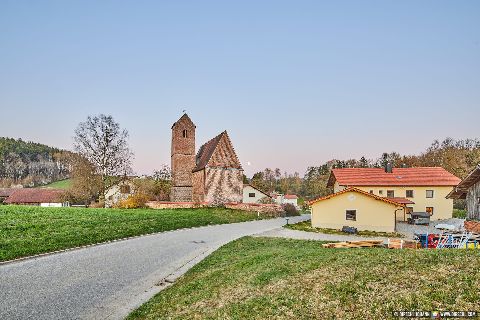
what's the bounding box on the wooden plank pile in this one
[322,240,383,248]
[387,239,419,249]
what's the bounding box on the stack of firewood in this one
[322,240,383,248]
[387,239,419,249]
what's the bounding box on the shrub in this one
[89,201,105,208]
[282,203,299,216]
[258,196,275,204]
[116,193,149,209]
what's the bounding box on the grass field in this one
[0,205,263,262]
[40,179,72,189]
[285,221,404,238]
[129,237,480,320]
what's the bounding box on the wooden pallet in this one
[322,240,383,248]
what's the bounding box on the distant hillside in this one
[0,137,72,187]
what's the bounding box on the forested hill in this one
[0,137,71,187]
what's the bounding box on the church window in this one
[182,130,188,138]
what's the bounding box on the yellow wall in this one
[311,190,401,232]
[334,182,453,220]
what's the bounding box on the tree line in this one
[0,137,71,187]
[249,138,480,201]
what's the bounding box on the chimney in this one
[385,162,393,173]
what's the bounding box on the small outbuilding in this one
[243,185,271,204]
[447,164,480,220]
[105,180,136,208]
[308,187,406,233]
[5,188,68,207]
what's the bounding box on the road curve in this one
[0,215,309,320]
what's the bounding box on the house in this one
[0,188,16,204]
[447,164,480,220]
[271,192,299,208]
[105,180,136,208]
[309,187,407,232]
[171,114,243,204]
[283,194,299,207]
[243,185,271,204]
[327,166,461,221]
[5,188,68,207]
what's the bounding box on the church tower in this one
[171,114,196,202]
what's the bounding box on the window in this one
[378,190,383,195]
[249,193,255,198]
[387,190,395,198]
[369,190,374,194]
[406,190,414,198]
[346,210,356,221]
[406,207,414,214]
[182,129,188,138]
[426,207,434,215]
[426,190,434,198]
[120,185,131,194]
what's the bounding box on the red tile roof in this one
[389,197,415,205]
[284,194,298,199]
[193,131,242,173]
[308,187,406,207]
[193,132,225,172]
[0,188,16,198]
[327,167,461,187]
[5,188,64,204]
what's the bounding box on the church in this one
[170,114,244,204]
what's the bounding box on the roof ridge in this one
[308,187,406,206]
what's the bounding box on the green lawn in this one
[0,206,263,262]
[129,237,480,320]
[285,221,404,238]
[40,178,72,189]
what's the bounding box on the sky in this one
[0,1,479,177]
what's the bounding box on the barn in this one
[447,164,480,220]
[5,188,68,207]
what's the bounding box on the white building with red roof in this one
[327,166,461,220]
[271,192,299,208]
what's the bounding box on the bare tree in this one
[73,114,133,201]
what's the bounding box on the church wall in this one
[204,167,243,204]
[192,170,205,203]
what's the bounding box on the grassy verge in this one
[129,237,480,320]
[0,205,263,262]
[285,221,404,238]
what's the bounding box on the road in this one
[0,215,309,320]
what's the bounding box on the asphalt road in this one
[0,215,309,320]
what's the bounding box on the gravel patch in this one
[254,227,394,243]
[396,218,466,238]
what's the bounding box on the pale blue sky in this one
[1,1,479,176]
